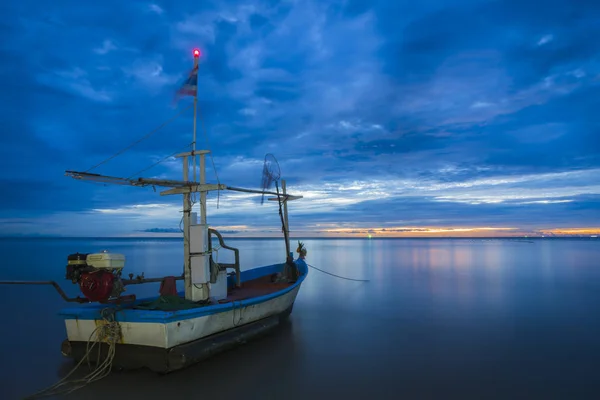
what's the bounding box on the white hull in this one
[64,285,301,349]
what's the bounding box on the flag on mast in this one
[175,65,198,99]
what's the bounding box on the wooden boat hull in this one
[61,303,294,373]
[58,259,307,373]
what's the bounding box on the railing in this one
[208,228,241,287]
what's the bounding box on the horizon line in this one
[0,235,597,240]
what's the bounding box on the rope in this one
[205,244,222,255]
[193,244,222,256]
[24,308,122,399]
[306,263,370,282]
[85,103,193,173]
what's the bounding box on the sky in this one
[0,0,599,238]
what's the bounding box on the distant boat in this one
[5,49,309,377]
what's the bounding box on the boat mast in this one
[192,49,199,184]
[179,48,211,301]
[191,49,208,226]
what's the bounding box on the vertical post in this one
[187,49,210,301]
[190,152,210,301]
[282,179,290,258]
[200,153,207,224]
[182,156,192,299]
[192,54,199,185]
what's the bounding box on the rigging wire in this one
[126,143,193,180]
[84,103,193,173]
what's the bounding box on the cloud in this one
[148,4,164,15]
[93,39,117,55]
[36,67,113,102]
[121,57,180,91]
[1,0,599,237]
[537,34,554,46]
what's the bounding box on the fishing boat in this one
[5,48,308,377]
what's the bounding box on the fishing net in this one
[260,153,281,204]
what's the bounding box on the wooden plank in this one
[160,184,226,196]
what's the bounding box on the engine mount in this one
[66,251,126,303]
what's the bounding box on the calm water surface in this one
[0,238,599,399]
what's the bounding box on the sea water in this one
[0,237,599,399]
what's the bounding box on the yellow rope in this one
[24,308,122,399]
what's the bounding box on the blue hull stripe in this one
[58,259,308,324]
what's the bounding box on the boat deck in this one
[58,261,307,322]
[219,274,293,303]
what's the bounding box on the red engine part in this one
[79,270,114,302]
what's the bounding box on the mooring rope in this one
[24,308,122,399]
[306,263,370,282]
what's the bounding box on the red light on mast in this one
[193,49,201,58]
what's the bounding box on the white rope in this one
[196,244,222,256]
[24,309,122,399]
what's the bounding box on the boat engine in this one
[66,251,126,302]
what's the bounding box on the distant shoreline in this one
[0,236,597,240]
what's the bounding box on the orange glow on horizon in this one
[540,228,600,235]
[121,226,600,238]
[316,226,520,237]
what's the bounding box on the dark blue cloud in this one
[0,0,599,236]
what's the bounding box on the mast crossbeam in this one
[65,171,303,199]
[66,171,194,188]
